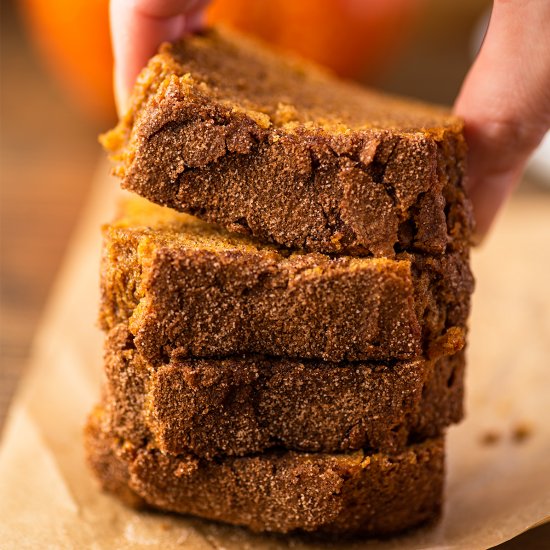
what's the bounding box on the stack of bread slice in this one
[86,27,474,536]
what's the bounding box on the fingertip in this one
[454,0,550,239]
[466,165,525,244]
[111,1,205,118]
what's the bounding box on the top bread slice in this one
[101,27,473,257]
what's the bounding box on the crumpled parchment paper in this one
[1,166,549,549]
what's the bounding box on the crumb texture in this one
[99,197,473,364]
[85,409,444,535]
[101,27,473,256]
[101,323,464,458]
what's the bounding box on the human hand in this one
[454,0,550,240]
[110,0,211,113]
[111,1,550,241]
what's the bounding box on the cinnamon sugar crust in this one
[101,323,464,458]
[99,197,473,364]
[101,27,473,256]
[85,409,444,535]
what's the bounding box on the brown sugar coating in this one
[85,409,444,535]
[101,27,473,256]
[99,197,473,364]
[102,323,464,458]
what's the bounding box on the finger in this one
[454,0,550,239]
[185,5,206,33]
[111,0,211,114]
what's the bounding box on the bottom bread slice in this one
[85,408,445,536]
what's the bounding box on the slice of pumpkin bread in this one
[85,407,445,536]
[100,197,473,364]
[101,27,473,257]
[101,323,464,458]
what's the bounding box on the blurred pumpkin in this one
[20,0,116,122]
[207,0,422,79]
[19,0,422,122]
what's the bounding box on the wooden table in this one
[0,2,101,429]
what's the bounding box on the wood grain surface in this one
[0,1,101,430]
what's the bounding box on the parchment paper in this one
[1,163,549,549]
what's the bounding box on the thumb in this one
[454,0,550,239]
[111,0,210,116]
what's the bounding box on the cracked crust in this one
[101,27,473,257]
[99,196,473,364]
[85,408,444,535]
[101,323,464,458]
